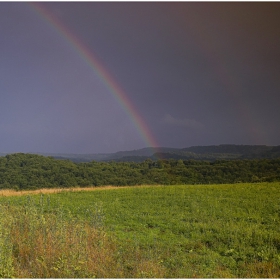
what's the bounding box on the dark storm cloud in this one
[163,114,204,130]
[0,2,279,153]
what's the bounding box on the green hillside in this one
[0,153,280,190]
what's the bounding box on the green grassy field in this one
[0,183,280,277]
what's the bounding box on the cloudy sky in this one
[1,2,280,154]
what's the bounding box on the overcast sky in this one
[1,2,280,154]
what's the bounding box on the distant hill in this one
[39,147,182,162]
[1,145,279,162]
[156,145,280,161]
[246,145,280,159]
[182,144,271,155]
[107,145,280,162]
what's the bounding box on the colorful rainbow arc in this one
[30,3,160,153]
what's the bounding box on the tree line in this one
[0,153,279,190]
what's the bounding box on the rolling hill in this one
[1,145,279,163]
[32,144,280,162]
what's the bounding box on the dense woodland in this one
[0,153,280,190]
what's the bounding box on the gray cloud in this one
[0,2,279,153]
[163,114,204,130]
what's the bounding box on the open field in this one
[0,182,280,277]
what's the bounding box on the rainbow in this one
[29,3,160,153]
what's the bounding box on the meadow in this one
[0,182,280,277]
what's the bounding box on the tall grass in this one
[0,196,165,278]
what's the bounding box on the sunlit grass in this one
[0,182,280,277]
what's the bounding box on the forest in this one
[0,153,280,190]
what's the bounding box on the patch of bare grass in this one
[0,185,160,197]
